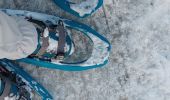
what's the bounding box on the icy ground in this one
[1,0,170,100]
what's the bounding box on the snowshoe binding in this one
[0,59,53,100]
[0,65,32,100]
[1,9,111,71]
[53,0,103,18]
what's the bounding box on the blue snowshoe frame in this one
[0,59,53,100]
[53,0,103,18]
[1,9,111,71]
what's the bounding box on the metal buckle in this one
[55,53,65,61]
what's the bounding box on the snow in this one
[123,0,170,99]
[2,0,170,100]
[43,27,49,38]
[69,0,98,17]
[47,37,58,52]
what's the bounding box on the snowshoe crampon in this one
[1,9,111,71]
[0,59,53,100]
[53,0,103,18]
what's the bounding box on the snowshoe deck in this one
[1,9,111,71]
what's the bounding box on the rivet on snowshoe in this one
[55,54,65,61]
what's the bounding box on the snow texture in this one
[1,0,170,100]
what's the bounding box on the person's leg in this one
[0,11,38,60]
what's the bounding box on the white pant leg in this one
[0,11,38,60]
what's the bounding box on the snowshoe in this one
[0,59,53,100]
[1,9,111,71]
[53,0,103,18]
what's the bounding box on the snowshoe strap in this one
[36,36,49,57]
[34,20,67,60]
[0,76,12,99]
[29,20,66,60]
[55,20,67,60]
[27,18,50,58]
[27,17,46,32]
